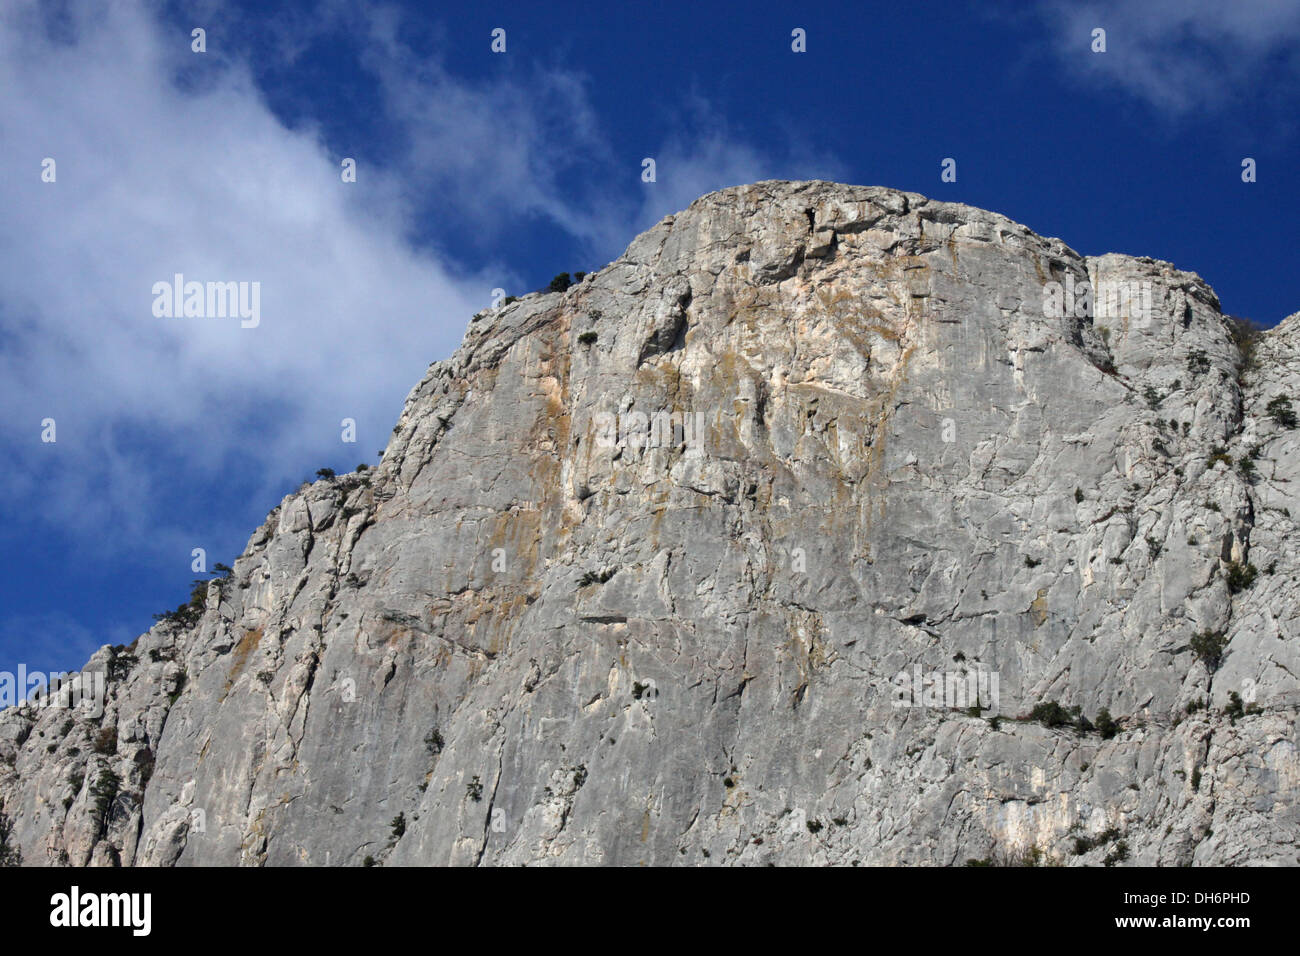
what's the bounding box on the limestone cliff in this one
[3,181,1298,866]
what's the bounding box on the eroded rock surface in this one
[3,181,1298,866]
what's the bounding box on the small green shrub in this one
[1103,839,1130,866]
[1266,395,1297,429]
[1224,691,1244,722]
[578,331,597,345]
[965,845,1049,867]
[168,670,187,705]
[92,726,118,755]
[1073,826,1121,855]
[0,812,21,867]
[1028,701,1072,729]
[89,769,121,837]
[106,651,138,682]
[1095,707,1118,740]
[578,568,615,587]
[1227,316,1261,378]
[1225,561,1257,593]
[1190,630,1228,671]
[1026,701,1093,733]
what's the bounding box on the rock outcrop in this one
[3,180,1298,866]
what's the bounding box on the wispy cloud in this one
[352,17,844,259]
[0,0,490,549]
[1036,0,1300,115]
[0,0,842,601]
[357,12,615,249]
[0,611,102,673]
[626,94,850,238]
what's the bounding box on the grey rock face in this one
[2,180,1298,866]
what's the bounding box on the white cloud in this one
[1039,0,1300,114]
[357,9,615,246]
[0,0,842,570]
[626,96,850,238]
[0,0,487,546]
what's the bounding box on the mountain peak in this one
[3,182,1298,867]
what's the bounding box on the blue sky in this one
[3,0,1299,676]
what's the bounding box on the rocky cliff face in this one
[3,181,1298,866]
